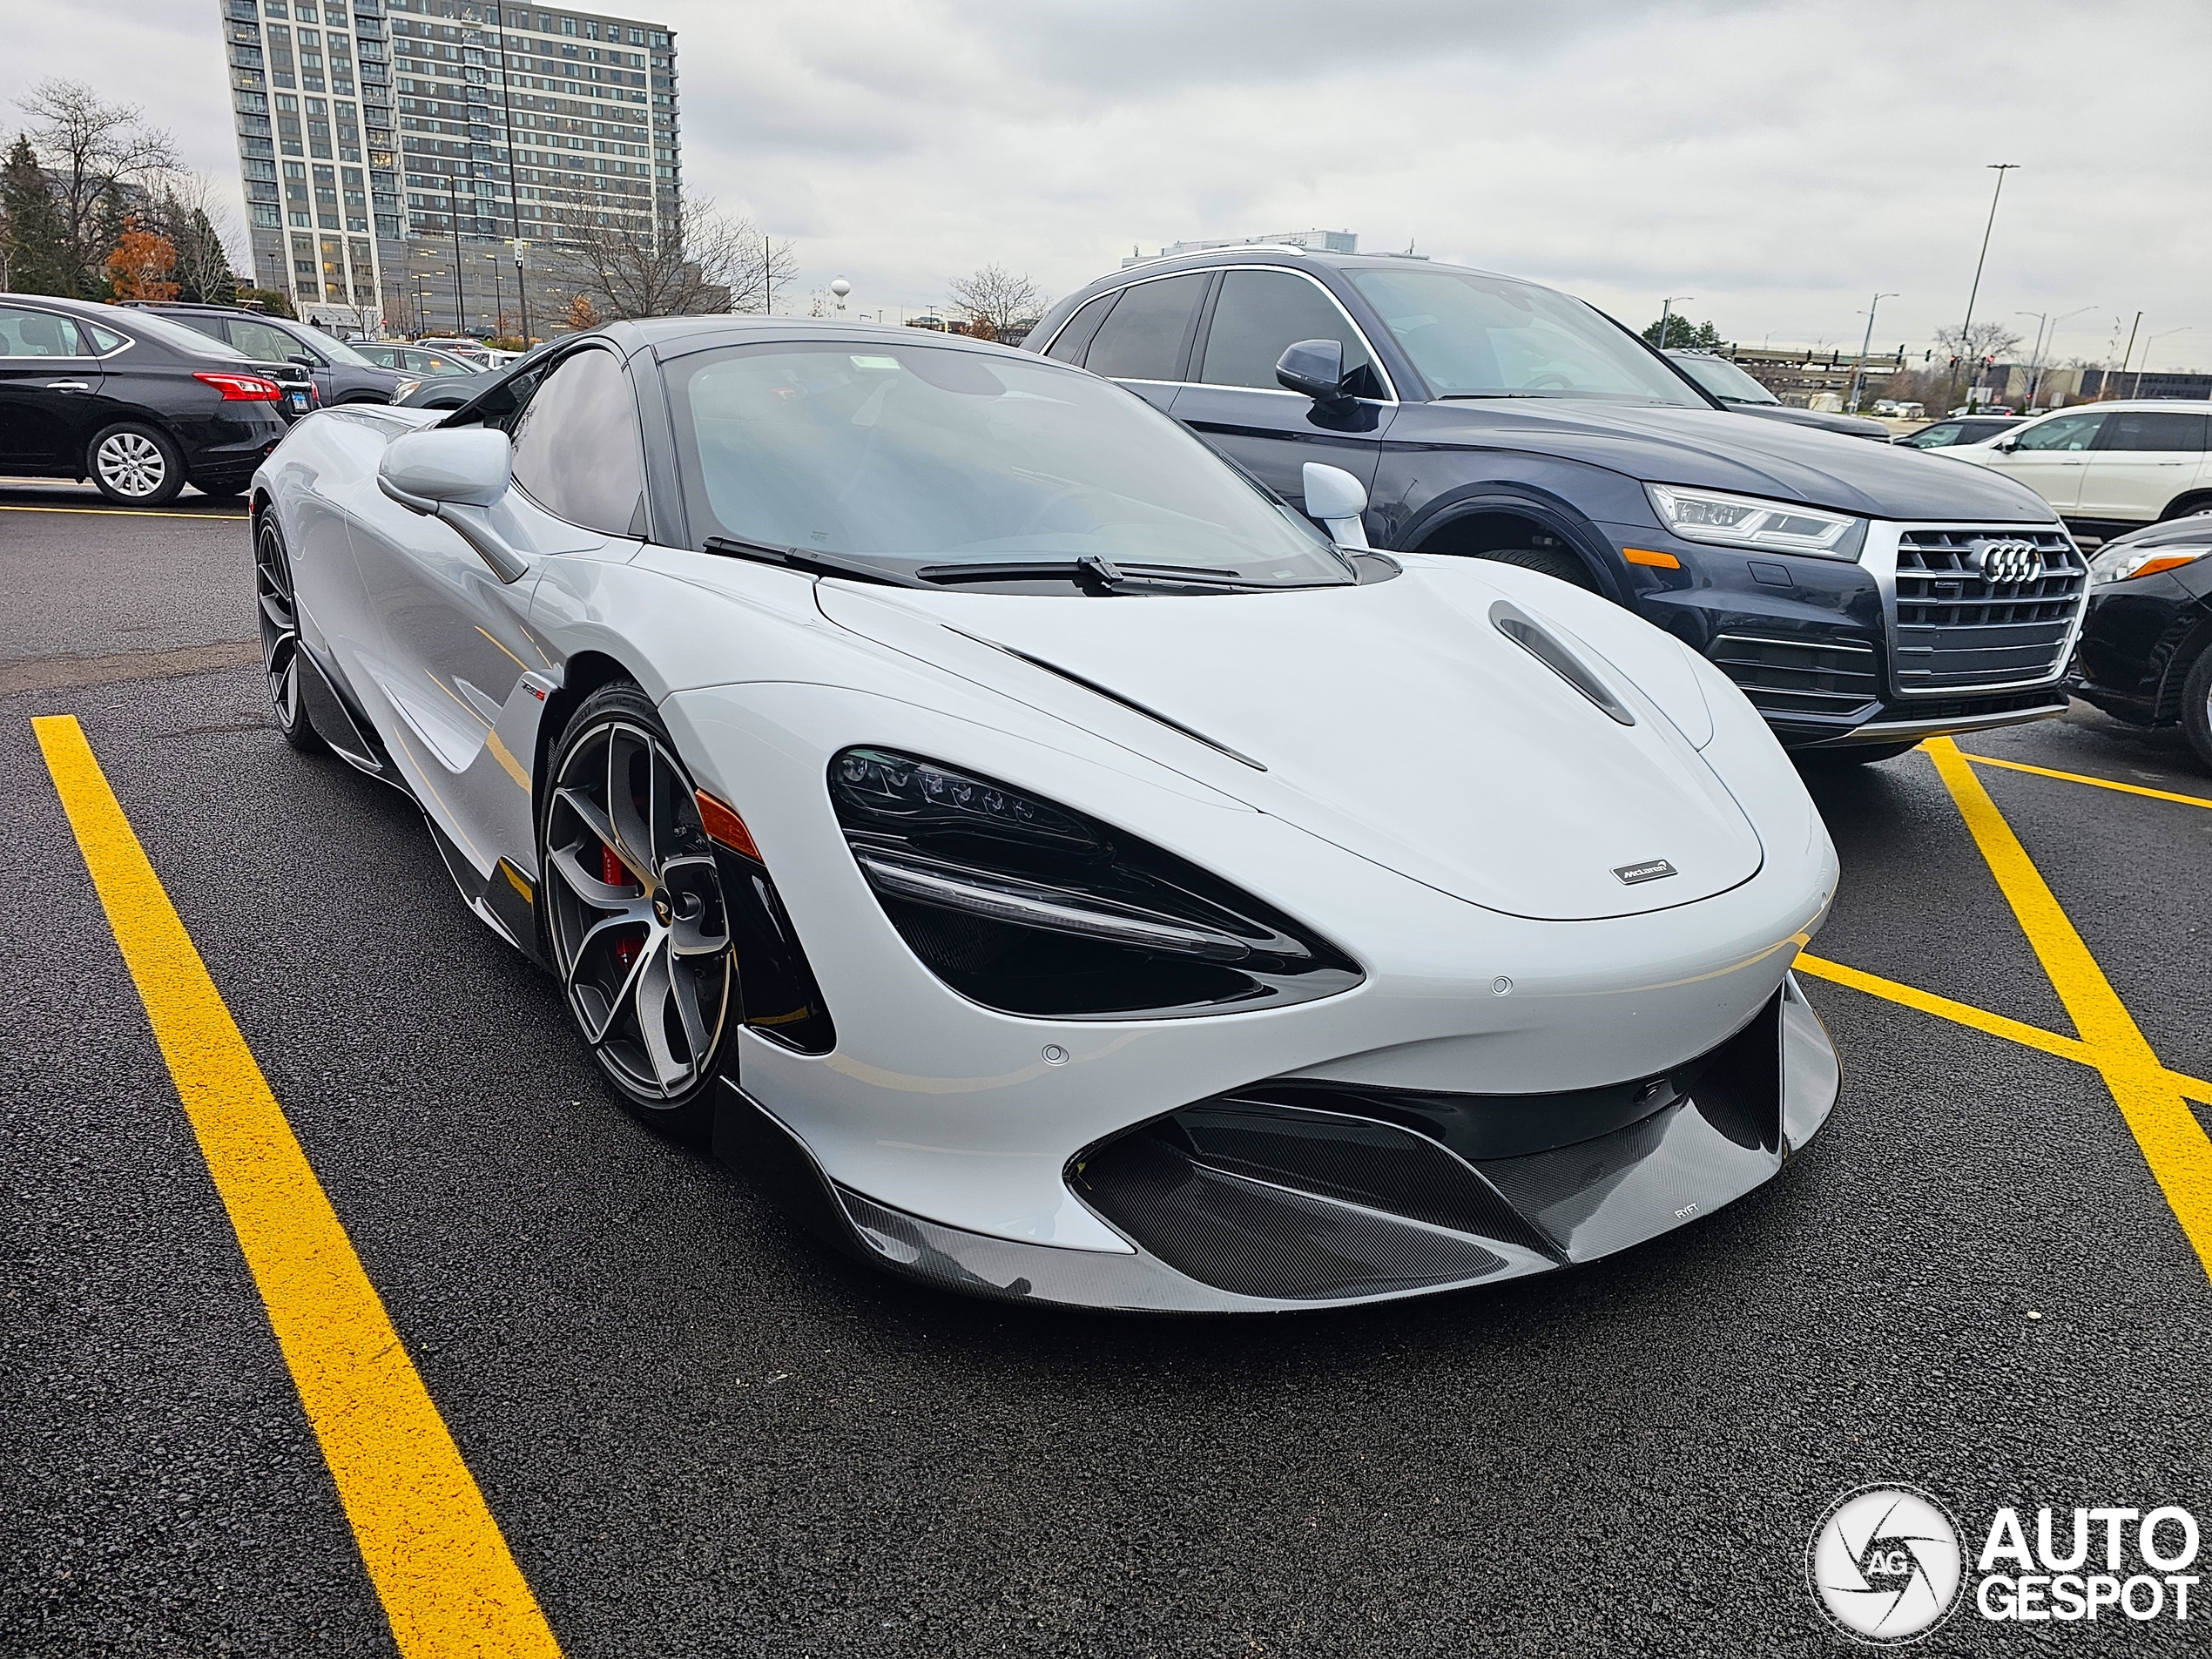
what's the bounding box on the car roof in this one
[613,314,1059,364]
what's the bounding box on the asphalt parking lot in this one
[5,483,2211,1656]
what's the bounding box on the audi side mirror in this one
[1277,338,1352,404]
[1302,462,1370,550]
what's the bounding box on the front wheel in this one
[2181,648,2212,776]
[88,422,185,507]
[540,683,736,1139]
[1473,545,1596,590]
[254,514,324,754]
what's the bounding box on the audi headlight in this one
[1645,484,1859,557]
[2089,544,2209,586]
[829,748,1360,1020]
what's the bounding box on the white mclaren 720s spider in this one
[250,318,1843,1312]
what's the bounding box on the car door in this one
[1066,270,1213,412]
[0,305,105,469]
[2079,408,2211,523]
[347,347,640,878]
[1170,266,1395,509]
[1974,408,2105,513]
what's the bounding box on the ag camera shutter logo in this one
[1807,1485,1966,1644]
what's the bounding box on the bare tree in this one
[148,172,247,304]
[1933,320,2023,365]
[550,195,794,322]
[16,79,179,295]
[946,264,1048,341]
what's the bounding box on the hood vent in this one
[1490,600,1635,725]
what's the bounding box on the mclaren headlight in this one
[2089,543,2209,586]
[829,748,1361,1020]
[1646,483,1859,557]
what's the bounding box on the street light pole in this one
[1655,295,1692,349]
[513,240,531,345]
[1947,162,2019,413]
[1847,292,1898,412]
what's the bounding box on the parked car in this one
[411,334,491,366]
[394,337,556,409]
[125,302,401,408]
[247,317,1842,1310]
[1023,246,2087,759]
[348,341,489,380]
[1665,350,1891,441]
[1941,401,2212,537]
[1893,415,2026,449]
[0,292,293,503]
[2071,513,2212,771]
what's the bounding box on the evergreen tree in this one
[0,132,72,294]
[1641,313,1725,351]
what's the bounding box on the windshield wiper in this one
[701,536,921,587]
[915,556,1341,593]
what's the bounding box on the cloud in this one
[5,0,2205,368]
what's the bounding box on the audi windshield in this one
[1351,268,1707,406]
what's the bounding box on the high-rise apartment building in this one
[219,0,682,335]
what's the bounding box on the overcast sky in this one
[8,0,2208,368]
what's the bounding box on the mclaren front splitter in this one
[722,974,1840,1314]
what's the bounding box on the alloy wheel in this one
[544,719,733,1102]
[254,520,306,732]
[95,430,167,499]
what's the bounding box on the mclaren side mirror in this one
[1276,337,1353,404]
[1302,462,1370,550]
[378,428,530,581]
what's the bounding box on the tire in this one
[2182,647,2212,776]
[539,682,736,1140]
[88,422,185,507]
[1474,545,1597,590]
[253,514,325,754]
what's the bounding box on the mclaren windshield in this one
[665,340,1354,589]
[1350,267,1708,406]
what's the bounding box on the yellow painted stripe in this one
[1926,736,2212,1279]
[31,714,562,1659]
[1959,750,2212,812]
[1794,952,2212,1107]
[0,502,250,520]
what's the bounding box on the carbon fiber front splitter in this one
[720,974,1842,1315]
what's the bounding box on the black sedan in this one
[1664,350,1892,441]
[1895,415,2027,449]
[131,303,402,408]
[2072,514,2212,771]
[0,293,294,504]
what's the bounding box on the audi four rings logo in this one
[1974,538,2043,585]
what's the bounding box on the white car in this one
[1945,400,2212,531]
[247,319,1841,1312]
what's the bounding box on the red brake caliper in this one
[603,842,644,969]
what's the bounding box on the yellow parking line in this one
[31,715,562,1659]
[0,502,251,521]
[1926,737,2212,1281]
[1794,953,2212,1107]
[1959,750,2212,811]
